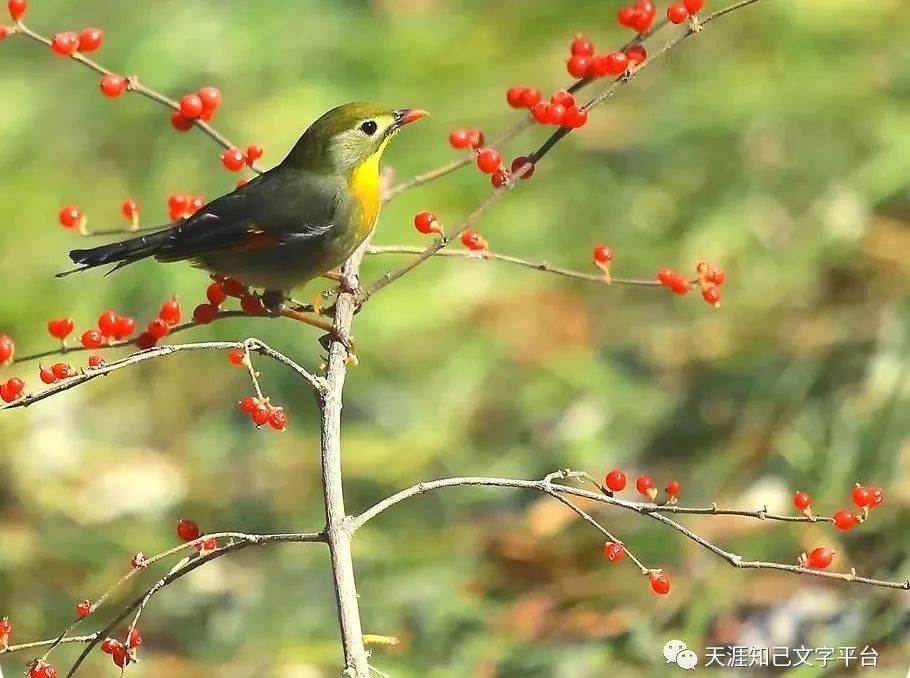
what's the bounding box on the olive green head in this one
[282,102,427,174]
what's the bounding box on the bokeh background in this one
[1,0,909,676]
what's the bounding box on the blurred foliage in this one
[1,0,910,676]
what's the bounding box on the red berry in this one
[510,156,535,179]
[448,128,471,149]
[649,572,671,595]
[490,169,509,188]
[129,552,146,569]
[414,211,441,235]
[604,469,626,492]
[178,93,203,119]
[100,638,120,654]
[113,315,136,340]
[625,45,648,66]
[239,396,258,413]
[28,661,57,678]
[189,194,206,213]
[631,10,655,32]
[7,0,26,21]
[0,26,10,41]
[603,541,625,562]
[466,129,484,149]
[268,408,288,431]
[707,268,725,286]
[97,310,119,338]
[76,599,91,618]
[0,377,24,402]
[39,366,57,384]
[245,144,264,164]
[47,317,75,340]
[635,474,656,498]
[221,147,246,172]
[550,89,575,108]
[851,484,872,508]
[147,318,169,340]
[58,205,83,229]
[0,334,13,363]
[159,298,181,326]
[667,3,689,23]
[684,0,705,13]
[220,278,248,297]
[135,331,157,350]
[251,405,270,427]
[99,73,127,98]
[506,87,526,108]
[665,480,681,497]
[475,149,502,174]
[206,281,227,307]
[531,102,550,124]
[121,198,139,224]
[566,54,590,79]
[545,103,566,126]
[593,244,614,266]
[227,349,245,366]
[591,51,629,77]
[197,536,217,552]
[570,34,595,57]
[0,615,11,642]
[193,303,218,324]
[168,194,189,220]
[81,329,104,349]
[869,486,885,508]
[50,31,79,56]
[520,88,541,108]
[77,27,103,52]
[176,518,201,542]
[51,362,72,380]
[832,509,857,531]
[617,6,636,27]
[197,86,222,113]
[460,229,487,252]
[170,111,193,132]
[240,294,264,315]
[111,644,130,668]
[88,355,104,368]
[793,491,811,511]
[806,546,835,569]
[563,105,588,129]
[702,286,721,307]
[127,628,142,649]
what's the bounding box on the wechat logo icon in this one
[664,640,699,670]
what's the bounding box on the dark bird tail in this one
[57,228,172,278]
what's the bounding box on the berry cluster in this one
[239,395,288,431]
[220,144,262,172]
[193,276,265,324]
[617,1,657,33]
[529,89,589,129]
[413,211,442,236]
[563,34,636,81]
[0,615,11,648]
[168,193,207,221]
[57,198,142,232]
[27,660,57,678]
[99,628,142,669]
[50,26,102,57]
[592,243,615,281]
[176,518,218,552]
[171,86,222,130]
[658,261,725,307]
[667,0,705,25]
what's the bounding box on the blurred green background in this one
[1,0,909,676]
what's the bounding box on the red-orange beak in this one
[393,108,429,128]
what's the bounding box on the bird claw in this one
[319,329,356,358]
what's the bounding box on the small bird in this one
[60,102,427,318]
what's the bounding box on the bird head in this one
[282,102,427,175]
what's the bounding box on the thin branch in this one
[10,22,263,174]
[1,635,99,656]
[352,473,909,592]
[358,0,763,303]
[2,338,325,410]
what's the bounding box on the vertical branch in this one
[319,240,370,677]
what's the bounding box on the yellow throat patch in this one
[350,136,391,238]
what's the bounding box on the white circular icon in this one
[676,649,699,670]
[663,639,688,663]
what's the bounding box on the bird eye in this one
[359,120,378,136]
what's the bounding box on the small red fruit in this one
[832,509,857,531]
[545,103,566,126]
[28,661,57,678]
[0,615,11,644]
[550,89,575,108]
[51,362,72,380]
[869,486,885,508]
[476,149,502,174]
[197,86,222,113]
[665,480,681,497]
[121,198,139,225]
[76,599,91,618]
[806,546,835,569]
[135,332,157,350]
[0,377,24,402]
[170,111,193,132]
[245,144,264,164]
[206,281,227,306]
[603,542,625,562]
[47,317,75,340]
[591,51,629,77]
[604,469,626,492]
[667,3,689,23]
[566,54,590,79]
[531,102,550,124]
[506,87,526,108]
[176,518,201,542]
[466,130,484,148]
[99,73,127,98]
[851,484,872,508]
[129,552,146,569]
[100,638,120,654]
[221,147,246,171]
[510,156,535,179]
[593,244,614,266]
[268,408,288,431]
[490,169,509,188]
[414,211,442,235]
[220,278,247,297]
[77,27,103,52]
[570,35,595,57]
[179,93,204,119]
[39,366,56,384]
[168,194,189,220]
[684,0,705,13]
[0,334,13,363]
[227,349,245,366]
[159,298,181,326]
[50,32,79,56]
[636,474,657,500]
[702,286,721,308]
[114,315,136,340]
[460,229,488,252]
[81,329,104,349]
[239,396,258,413]
[88,355,104,368]
[111,644,130,668]
[147,318,169,340]
[793,491,811,511]
[520,88,541,108]
[563,106,588,129]
[625,45,648,66]
[649,572,671,595]
[240,294,264,315]
[251,405,270,427]
[448,128,471,149]
[193,303,218,324]
[58,205,83,229]
[97,310,119,338]
[7,0,26,21]
[127,628,142,649]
